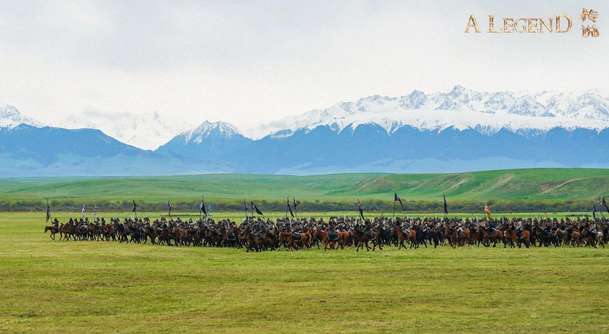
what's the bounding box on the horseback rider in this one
[328,220,339,242]
[363,219,372,235]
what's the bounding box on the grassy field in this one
[2,168,609,204]
[2,212,609,333]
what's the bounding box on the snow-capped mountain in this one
[4,86,609,176]
[179,121,241,144]
[0,104,41,128]
[156,121,249,163]
[57,110,192,150]
[244,86,609,139]
[151,86,609,174]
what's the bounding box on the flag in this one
[394,193,405,210]
[287,198,294,217]
[243,200,249,216]
[443,193,448,214]
[602,197,609,214]
[200,200,207,216]
[484,203,492,219]
[45,200,51,223]
[132,200,137,213]
[593,204,598,219]
[167,201,172,217]
[357,200,365,220]
[251,201,263,216]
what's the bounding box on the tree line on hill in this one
[1,198,605,215]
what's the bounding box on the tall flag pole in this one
[393,193,405,217]
[287,197,295,218]
[167,201,172,217]
[292,197,300,218]
[251,201,264,216]
[45,199,51,223]
[202,195,208,217]
[357,200,365,220]
[443,193,448,215]
[394,193,405,209]
[199,197,207,220]
[132,200,137,218]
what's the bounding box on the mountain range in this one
[2,86,609,176]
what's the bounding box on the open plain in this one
[1,212,609,333]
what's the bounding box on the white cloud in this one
[0,0,607,130]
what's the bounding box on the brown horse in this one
[44,225,58,240]
[319,228,339,251]
[337,231,351,248]
[352,226,372,252]
[59,222,74,240]
[503,226,517,248]
[518,229,531,248]
[407,226,418,249]
[483,227,502,247]
[278,230,293,250]
[570,228,582,247]
[393,224,408,249]
[462,226,471,246]
[299,229,313,249]
[173,226,189,246]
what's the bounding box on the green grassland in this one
[1,168,609,212]
[1,212,609,333]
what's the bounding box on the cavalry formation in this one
[44,215,609,251]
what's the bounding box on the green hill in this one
[1,168,608,212]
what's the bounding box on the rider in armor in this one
[328,221,338,241]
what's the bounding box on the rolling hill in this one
[2,168,608,212]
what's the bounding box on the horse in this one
[407,225,418,249]
[393,223,408,250]
[352,224,372,252]
[44,225,58,240]
[517,228,531,248]
[320,228,339,251]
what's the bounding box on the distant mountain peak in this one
[0,104,40,128]
[57,110,192,150]
[242,86,609,139]
[181,121,240,144]
[448,84,467,96]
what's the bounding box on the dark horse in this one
[44,225,59,240]
[352,224,372,251]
